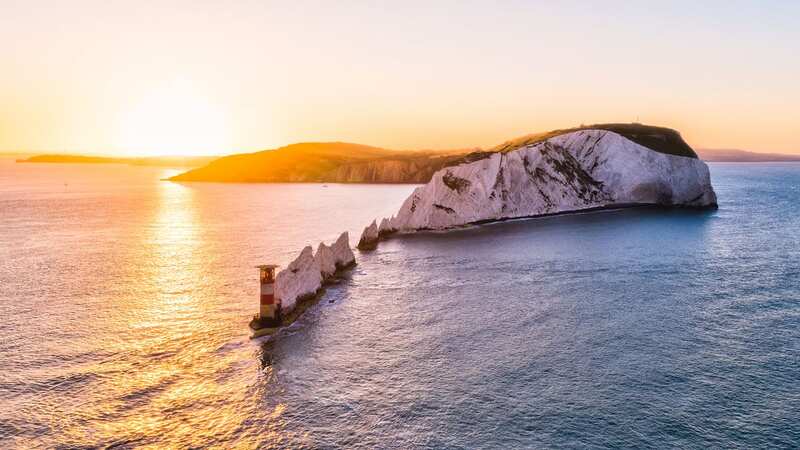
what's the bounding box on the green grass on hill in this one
[492,123,698,158]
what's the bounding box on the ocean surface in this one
[1,158,799,449]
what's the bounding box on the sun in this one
[116,81,232,156]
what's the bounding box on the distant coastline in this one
[14,144,800,184]
[16,154,216,168]
[696,148,800,162]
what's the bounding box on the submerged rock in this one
[331,232,356,269]
[357,220,379,250]
[386,129,717,231]
[275,246,322,313]
[314,242,337,281]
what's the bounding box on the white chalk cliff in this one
[381,128,717,232]
[274,232,356,315]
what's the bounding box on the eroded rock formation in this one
[275,232,356,316]
[315,243,337,281]
[357,220,379,250]
[275,246,322,312]
[331,232,356,269]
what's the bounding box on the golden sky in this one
[1,1,798,156]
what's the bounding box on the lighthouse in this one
[250,264,281,336]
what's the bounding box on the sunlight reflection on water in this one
[0,160,414,448]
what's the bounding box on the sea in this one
[1,158,799,449]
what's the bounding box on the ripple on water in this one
[2,163,800,447]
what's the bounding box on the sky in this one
[1,0,798,156]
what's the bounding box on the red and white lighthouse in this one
[255,264,281,327]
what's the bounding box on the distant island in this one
[17,154,216,168]
[168,123,799,184]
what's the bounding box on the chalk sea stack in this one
[315,242,337,281]
[274,246,322,313]
[357,220,379,250]
[370,124,717,235]
[331,232,356,269]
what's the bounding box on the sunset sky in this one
[1,1,798,156]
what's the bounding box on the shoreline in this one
[375,202,718,239]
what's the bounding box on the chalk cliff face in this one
[384,129,717,232]
[275,246,322,312]
[325,159,454,183]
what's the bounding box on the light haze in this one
[1,0,797,155]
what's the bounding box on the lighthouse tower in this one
[256,265,281,326]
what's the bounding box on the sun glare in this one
[116,82,231,156]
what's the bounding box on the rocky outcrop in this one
[381,128,716,232]
[357,220,379,250]
[275,246,322,313]
[314,243,337,281]
[275,232,357,315]
[378,217,396,238]
[331,232,356,269]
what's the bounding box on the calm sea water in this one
[1,159,799,448]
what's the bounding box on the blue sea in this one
[1,160,799,448]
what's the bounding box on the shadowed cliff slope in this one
[168,142,471,183]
